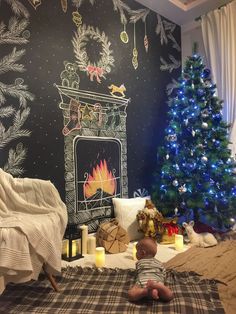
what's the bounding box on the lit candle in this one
[87,236,96,254]
[62,239,68,257]
[71,240,78,256]
[132,242,137,260]
[95,247,105,267]
[175,234,184,251]
[80,225,88,254]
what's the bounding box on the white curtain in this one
[201,0,236,158]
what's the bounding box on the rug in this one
[0,267,225,313]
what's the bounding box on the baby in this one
[128,237,173,302]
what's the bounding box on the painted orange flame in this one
[84,159,116,198]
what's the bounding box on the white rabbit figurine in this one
[182,221,218,247]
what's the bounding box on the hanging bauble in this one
[178,184,187,194]
[180,201,186,208]
[174,207,178,215]
[144,35,149,52]
[190,150,194,156]
[192,129,196,137]
[201,109,209,118]
[184,119,188,126]
[197,89,205,97]
[172,179,178,187]
[72,11,82,27]
[120,31,129,43]
[167,134,177,142]
[201,122,208,129]
[201,156,208,163]
[197,143,204,149]
[166,154,169,160]
[203,68,211,78]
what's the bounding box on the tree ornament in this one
[203,68,211,78]
[178,184,187,194]
[174,207,178,215]
[201,122,208,129]
[192,129,196,137]
[166,154,169,160]
[201,156,208,163]
[201,109,209,118]
[167,134,177,142]
[172,179,178,187]
[184,118,188,126]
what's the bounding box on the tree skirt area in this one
[0,267,225,314]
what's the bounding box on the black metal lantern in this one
[62,214,84,262]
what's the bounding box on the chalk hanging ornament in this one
[143,20,149,53]
[132,23,138,70]
[27,0,41,9]
[72,11,82,27]
[120,24,129,44]
[61,0,68,12]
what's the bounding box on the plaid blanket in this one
[0,267,225,313]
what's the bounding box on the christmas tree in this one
[152,53,236,229]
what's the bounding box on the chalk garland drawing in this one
[160,54,181,73]
[0,1,34,176]
[72,24,115,83]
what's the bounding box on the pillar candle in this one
[62,239,68,257]
[95,247,105,267]
[132,242,137,260]
[175,234,184,251]
[80,225,88,254]
[87,236,96,254]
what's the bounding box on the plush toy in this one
[182,221,218,247]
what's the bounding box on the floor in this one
[62,241,190,269]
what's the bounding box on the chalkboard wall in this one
[0,0,181,206]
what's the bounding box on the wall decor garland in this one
[72,24,115,83]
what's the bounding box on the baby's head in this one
[136,237,157,260]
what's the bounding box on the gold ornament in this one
[72,11,82,27]
[120,24,129,43]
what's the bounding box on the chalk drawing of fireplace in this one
[55,85,130,232]
[74,136,121,219]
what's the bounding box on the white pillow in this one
[112,197,146,241]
